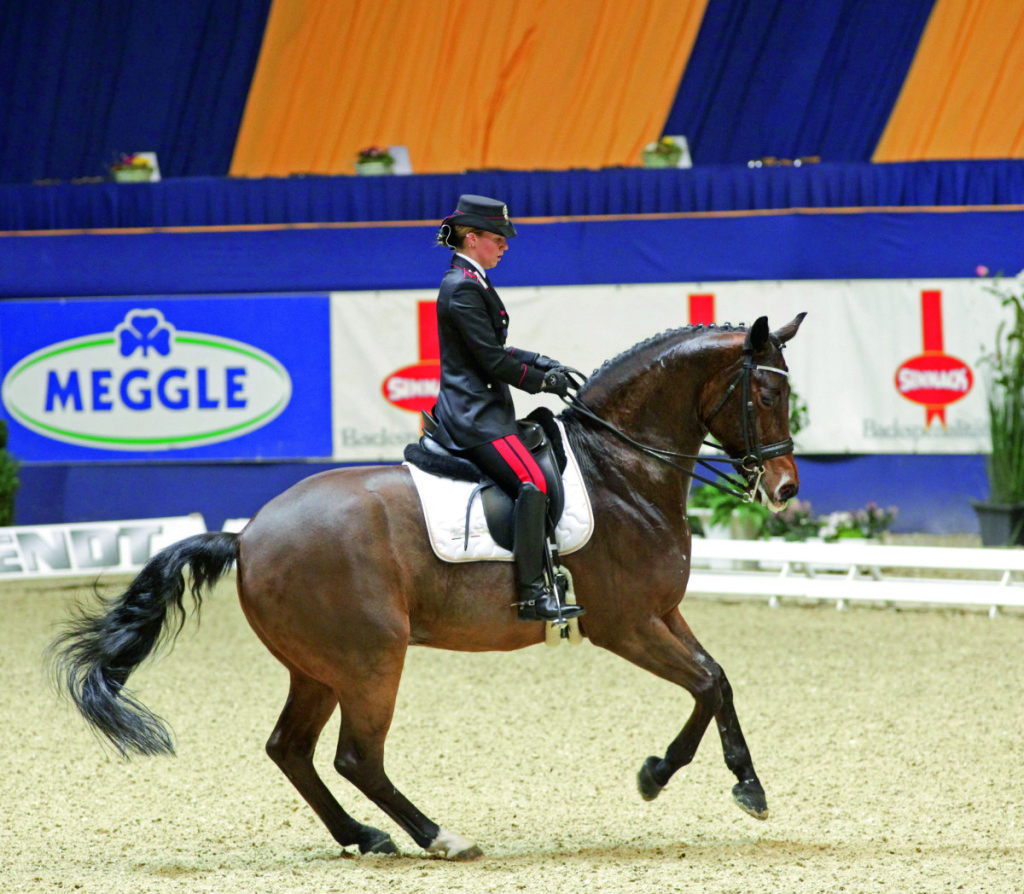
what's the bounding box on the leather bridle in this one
[702,349,794,494]
[561,348,793,500]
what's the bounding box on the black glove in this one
[533,354,562,372]
[541,369,569,398]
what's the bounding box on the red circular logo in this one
[381,362,440,413]
[894,353,973,407]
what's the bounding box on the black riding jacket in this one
[432,255,547,449]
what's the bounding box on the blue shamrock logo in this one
[116,310,174,357]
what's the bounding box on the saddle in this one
[402,407,567,552]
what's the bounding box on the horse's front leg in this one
[662,609,767,819]
[598,609,767,820]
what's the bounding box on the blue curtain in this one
[4,161,1024,232]
[0,0,271,184]
[663,0,936,164]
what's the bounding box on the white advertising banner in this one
[330,278,1003,461]
[0,515,207,581]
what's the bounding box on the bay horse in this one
[50,313,805,860]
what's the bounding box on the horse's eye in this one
[759,393,776,409]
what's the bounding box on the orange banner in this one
[874,0,1024,161]
[231,0,707,177]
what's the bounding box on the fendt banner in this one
[0,295,333,461]
[329,278,1001,461]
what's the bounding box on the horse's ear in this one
[772,312,807,345]
[744,316,770,353]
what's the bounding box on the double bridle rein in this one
[561,348,793,501]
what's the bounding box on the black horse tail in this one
[47,531,239,759]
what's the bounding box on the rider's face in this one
[464,231,507,270]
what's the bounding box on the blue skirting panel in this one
[794,454,989,535]
[13,454,990,535]
[3,209,1022,298]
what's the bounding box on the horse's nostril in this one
[778,482,799,503]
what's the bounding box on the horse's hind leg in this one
[266,671,398,855]
[332,658,483,861]
[647,609,767,819]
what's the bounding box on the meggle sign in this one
[2,308,292,451]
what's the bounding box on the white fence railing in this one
[688,537,1024,616]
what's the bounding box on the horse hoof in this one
[637,756,665,802]
[732,780,769,820]
[427,828,483,861]
[359,827,399,855]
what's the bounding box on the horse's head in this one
[569,313,806,512]
[702,313,806,510]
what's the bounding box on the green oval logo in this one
[2,309,292,451]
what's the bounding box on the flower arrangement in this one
[687,483,897,543]
[354,146,395,176]
[762,498,820,541]
[644,136,681,157]
[109,153,154,182]
[641,136,683,168]
[110,153,153,172]
[356,146,395,165]
[818,503,897,542]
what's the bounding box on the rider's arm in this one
[448,284,546,393]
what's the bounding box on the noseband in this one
[561,349,792,500]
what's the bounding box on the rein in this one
[560,352,792,500]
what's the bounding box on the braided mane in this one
[582,321,748,386]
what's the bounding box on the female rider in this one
[430,195,585,623]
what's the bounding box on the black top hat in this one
[437,194,517,248]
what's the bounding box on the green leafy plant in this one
[980,271,1024,504]
[0,419,19,526]
[688,481,772,537]
[788,386,808,438]
[643,136,682,157]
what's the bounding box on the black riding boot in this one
[513,483,585,623]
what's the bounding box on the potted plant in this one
[973,270,1024,546]
[110,153,155,183]
[688,481,771,540]
[641,136,683,168]
[354,146,395,176]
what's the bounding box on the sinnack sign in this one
[2,308,292,451]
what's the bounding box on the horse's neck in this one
[565,418,694,534]
[565,331,738,523]
[577,337,724,452]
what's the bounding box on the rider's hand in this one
[533,355,562,372]
[541,370,569,397]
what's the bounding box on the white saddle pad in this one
[405,419,594,563]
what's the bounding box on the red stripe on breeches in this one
[493,435,547,494]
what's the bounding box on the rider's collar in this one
[455,253,488,280]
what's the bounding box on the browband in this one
[751,364,789,377]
